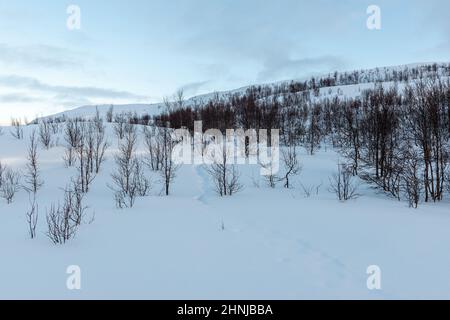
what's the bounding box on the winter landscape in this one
[0,1,449,300]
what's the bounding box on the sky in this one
[0,0,448,124]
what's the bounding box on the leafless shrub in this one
[143,125,163,171]
[38,119,52,149]
[159,126,179,196]
[124,121,135,137]
[63,119,83,167]
[205,148,243,196]
[74,122,91,192]
[446,171,450,196]
[93,111,109,173]
[401,149,422,208]
[113,113,127,140]
[63,148,75,168]
[112,158,151,209]
[46,204,78,245]
[0,161,4,188]
[112,123,137,195]
[26,193,38,239]
[45,181,87,244]
[24,130,43,194]
[298,181,323,198]
[282,146,301,188]
[329,163,360,201]
[106,105,114,123]
[48,118,60,135]
[260,154,280,189]
[65,179,88,226]
[163,89,185,115]
[73,121,104,193]
[206,163,243,196]
[134,158,151,197]
[299,183,314,198]
[10,118,23,140]
[1,167,21,204]
[110,125,151,208]
[315,182,323,195]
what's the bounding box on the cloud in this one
[258,55,348,81]
[410,0,450,56]
[168,0,357,85]
[0,74,149,121]
[0,93,42,103]
[0,44,84,69]
[0,75,148,100]
[177,80,210,96]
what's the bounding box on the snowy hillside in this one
[1,62,449,300]
[44,62,450,121]
[1,124,450,299]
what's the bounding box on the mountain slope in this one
[44,62,450,121]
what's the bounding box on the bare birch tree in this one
[24,130,43,193]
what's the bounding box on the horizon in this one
[0,60,448,126]
[0,0,449,124]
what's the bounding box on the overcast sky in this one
[0,0,448,123]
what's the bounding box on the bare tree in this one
[74,122,97,193]
[0,160,4,188]
[299,183,314,198]
[206,162,242,196]
[391,78,449,203]
[205,145,243,196]
[112,123,137,196]
[65,179,88,226]
[329,163,359,201]
[84,122,96,175]
[260,153,280,188]
[110,124,150,208]
[106,105,114,123]
[112,159,151,208]
[64,120,104,192]
[446,169,450,196]
[401,148,422,208]
[38,119,52,149]
[1,167,21,204]
[63,119,83,167]
[113,113,127,140]
[133,158,151,197]
[159,126,179,196]
[143,125,163,171]
[175,89,185,111]
[282,146,301,188]
[10,118,23,140]
[26,193,38,239]
[93,112,109,173]
[305,104,322,155]
[45,180,88,244]
[24,130,43,194]
[47,117,60,135]
[46,204,77,245]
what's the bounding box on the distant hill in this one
[42,62,450,121]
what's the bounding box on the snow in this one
[1,124,449,299]
[45,62,450,122]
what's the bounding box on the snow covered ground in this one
[0,124,450,300]
[41,62,450,122]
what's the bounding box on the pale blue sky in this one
[0,0,448,123]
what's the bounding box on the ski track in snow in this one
[190,162,387,299]
[193,165,211,206]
